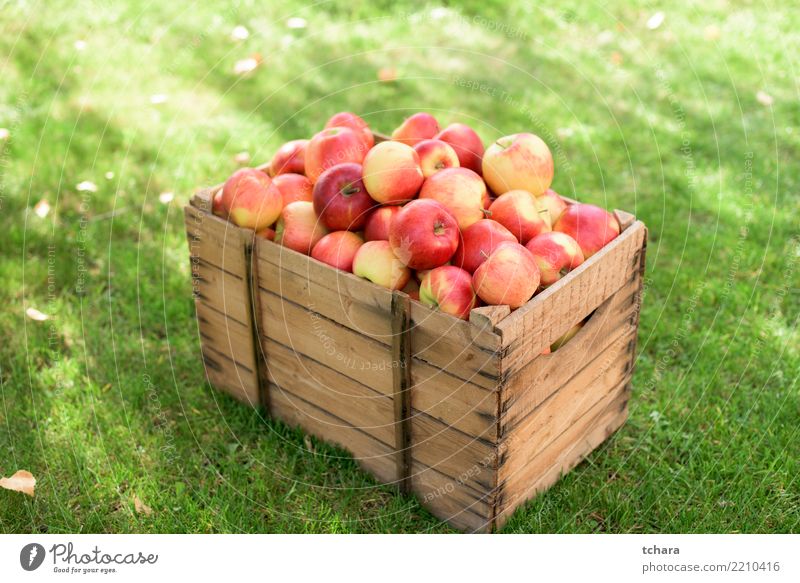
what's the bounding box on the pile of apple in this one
[213,112,620,322]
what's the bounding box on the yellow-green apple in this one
[413,139,460,178]
[352,240,411,290]
[472,242,540,308]
[305,126,368,183]
[325,111,374,150]
[488,189,550,244]
[553,203,620,258]
[391,112,440,146]
[538,188,568,224]
[419,265,478,320]
[312,163,374,231]
[362,141,424,204]
[524,231,585,287]
[256,227,275,241]
[311,230,364,272]
[419,167,487,230]
[363,205,401,241]
[482,133,553,196]
[268,173,313,206]
[551,321,583,351]
[389,199,459,270]
[212,188,226,218]
[221,168,282,230]
[275,201,328,255]
[269,139,308,176]
[452,219,517,274]
[435,123,484,175]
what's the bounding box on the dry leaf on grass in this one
[133,495,153,516]
[25,307,49,321]
[0,128,10,141]
[756,90,774,107]
[0,470,36,497]
[378,67,397,82]
[646,12,665,30]
[231,25,249,41]
[76,180,98,192]
[33,199,51,218]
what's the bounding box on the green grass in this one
[1,0,798,533]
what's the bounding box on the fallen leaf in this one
[158,191,174,204]
[756,90,774,106]
[234,57,259,75]
[134,495,153,516]
[76,181,98,192]
[303,434,315,453]
[286,17,307,29]
[33,199,50,218]
[646,11,665,30]
[231,25,249,41]
[0,470,36,497]
[233,151,251,165]
[611,51,624,66]
[0,128,9,141]
[378,67,397,82]
[150,94,168,105]
[557,127,574,139]
[26,307,49,321]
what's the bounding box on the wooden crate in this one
[184,170,647,533]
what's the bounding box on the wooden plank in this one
[193,259,250,325]
[391,291,412,493]
[469,305,511,330]
[614,208,636,232]
[496,220,646,374]
[201,344,259,405]
[256,237,395,340]
[410,302,502,390]
[195,299,256,371]
[264,338,394,446]
[494,384,629,528]
[498,345,632,484]
[410,359,497,440]
[410,412,496,495]
[410,461,493,533]
[500,276,641,433]
[259,290,395,396]
[185,204,249,278]
[269,382,399,484]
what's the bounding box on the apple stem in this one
[482,208,492,218]
[495,140,508,150]
[433,221,445,236]
[341,183,360,197]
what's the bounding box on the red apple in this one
[419,265,478,320]
[435,123,484,175]
[221,168,282,230]
[402,278,420,301]
[305,126,368,183]
[389,199,459,270]
[256,227,275,241]
[325,111,374,150]
[472,242,540,308]
[539,188,568,224]
[311,230,364,272]
[363,206,401,241]
[419,167,486,230]
[362,141,424,204]
[413,139,460,178]
[482,133,553,196]
[352,240,411,290]
[312,163,374,231]
[212,188,226,218]
[553,203,620,258]
[275,201,328,255]
[269,173,313,206]
[525,231,585,287]
[269,139,308,176]
[391,112,440,146]
[452,219,517,274]
[487,190,550,244]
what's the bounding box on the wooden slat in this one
[195,299,256,371]
[494,384,629,528]
[496,221,646,374]
[193,259,250,325]
[265,338,394,446]
[256,237,394,340]
[259,290,395,396]
[185,204,249,278]
[500,276,641,434]
[391,291,412,493]
[201,344,259,405]
[269,382,399,484]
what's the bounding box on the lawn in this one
[1,0,798,533]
